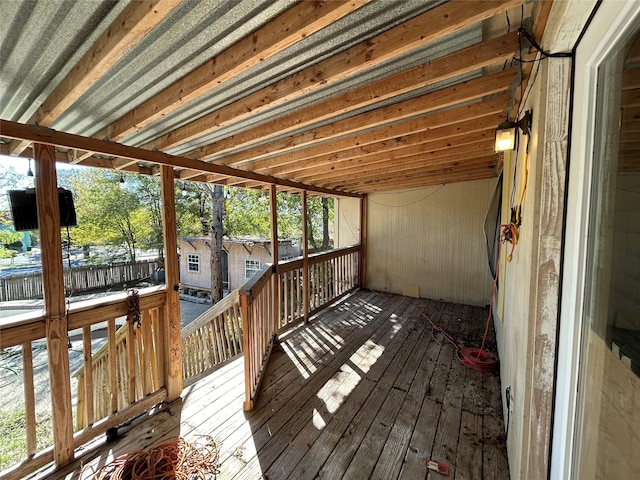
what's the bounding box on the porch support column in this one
[302,190,310,324]
[269,184,279,331]
[160,165,182,400]
[269,185,279,266]
[35,143,74,466]
[359,195,367,289]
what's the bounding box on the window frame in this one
[244,258,261,279]
[187,253,200,273]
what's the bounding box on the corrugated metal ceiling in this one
[0,0,538,195]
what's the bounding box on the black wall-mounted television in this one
[8,188,77,231]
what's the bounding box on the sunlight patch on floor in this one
[281,342,314,379]
[315,337,388,419]
[313,408,327,430]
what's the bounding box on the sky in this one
[0,153,79,178]
[0,154,29,175]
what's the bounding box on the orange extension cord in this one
[91,435,221,480]
[413,224,518,374]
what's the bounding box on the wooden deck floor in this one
[37,290,509,480]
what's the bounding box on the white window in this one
[187,254,200,273]
[244,259,261,278]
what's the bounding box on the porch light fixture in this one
[494,110,532,152]
[119,171,125,188]
[27,159,34,177]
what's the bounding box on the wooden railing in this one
[276,245,360,331]
[239,264,279,411]
[0,286,168,480]
[0,259,161,302]
[181,289,243,384]
[0,245,361,478]
[241,245,361,410]
[73,289,166,431]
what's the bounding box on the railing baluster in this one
[127,321,136,404]
[22,343,37,456]
[82,326,95,426]
[107,318,118,414]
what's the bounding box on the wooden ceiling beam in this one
[312,148,497,186]
[318,156,498,188]
[0,143,155,175]
[98,0,367,143]
[354,171,497,193]
[189,69,515,173]
[343,166,497,193]
[0,120,361,198]
[273,129,495,179]
[241,100,507,174]
[8,0,180,156]
[191,68,516,165]
[147,0,523,153]
[146,30,520,152]
[185,99,507,184]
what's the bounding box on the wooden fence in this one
[240,264,279,411]
[74,293,166,431]
[0,260,161,302]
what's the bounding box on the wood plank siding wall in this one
[338,178,496,306]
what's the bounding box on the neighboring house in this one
[178,237,301,295]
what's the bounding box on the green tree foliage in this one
[224,187,271,237]
[66,169,154,261]
[0,217,22,259]
[175,181,210,237]
[134,175,164,260]
[307,196,334,251]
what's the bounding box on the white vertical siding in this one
[361,178,496,306]
[335,197,361,248]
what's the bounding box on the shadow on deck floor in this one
[34,290,509,480]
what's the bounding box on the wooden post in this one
[269,185,279,266]
[160,165,182,400]
[239,291,252,411]
[359,195,367,289]
[302,191,310,324]
[269,185,280,331]
[34,143,74,466]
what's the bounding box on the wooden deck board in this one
[33,290,509,480]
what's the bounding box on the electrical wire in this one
[368,184,445,208]
[91,435,221,480]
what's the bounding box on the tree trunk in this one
[322,198,330,250]
[209,185,225,303]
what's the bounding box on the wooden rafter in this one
[294,140,497,184]
[0,120,361,198]
[266,124,497,178]
[318,152,498,188]
[97,0,368,143]
[188,98,509,186]
[8,0,180,155]
[184,69,515,174]
[346,168,497,193]
[144,31,520,153]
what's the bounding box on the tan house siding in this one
[337,178,496,306]
[179,238,300,293]
[179,240,211,290]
